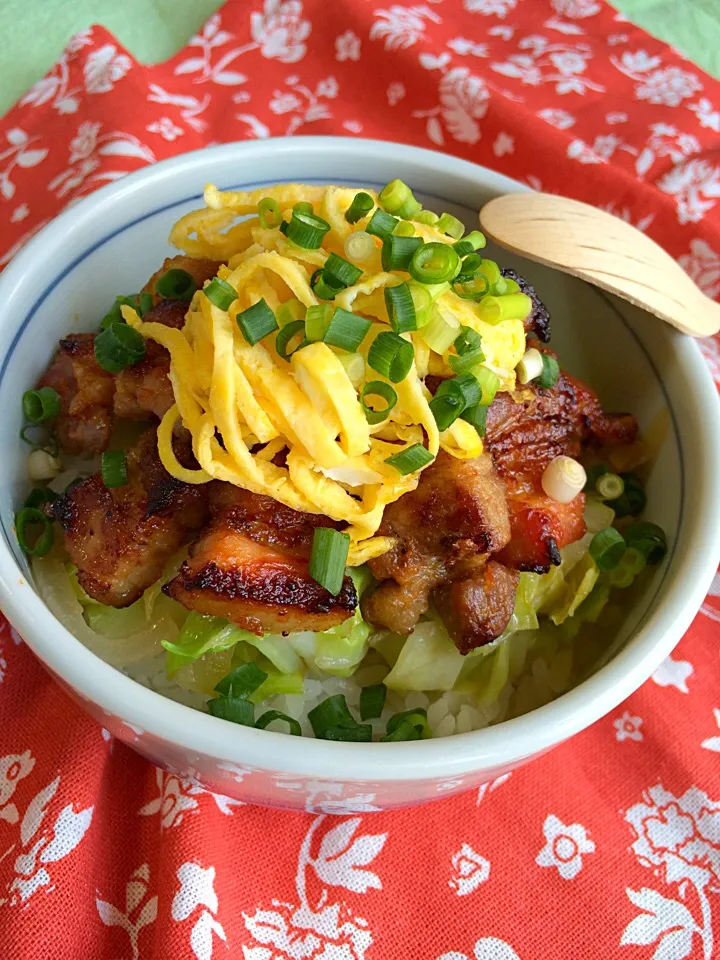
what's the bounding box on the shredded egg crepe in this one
[124,182,529,563]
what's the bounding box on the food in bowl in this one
[16,178,667,743]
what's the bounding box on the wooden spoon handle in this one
[480,193,720,339]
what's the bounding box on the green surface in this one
[0,0,717,117]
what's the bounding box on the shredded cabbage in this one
[384,620,465,692]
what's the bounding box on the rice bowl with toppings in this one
[17,175,670,744]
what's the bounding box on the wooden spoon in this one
[479,192,720,338]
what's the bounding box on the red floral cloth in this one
[1,2,719,958]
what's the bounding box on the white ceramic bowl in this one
[0,137,718,813]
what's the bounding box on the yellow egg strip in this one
[204,183,327,213]
[157,405,212,484]
[225,251,318,308]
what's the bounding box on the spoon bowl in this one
[479,192,720,338]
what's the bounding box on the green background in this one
[0,0,718,117]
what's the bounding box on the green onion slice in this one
[324,253,363,287]
[414,210,439,226]
[258,197,282,228]
[589,527,626,571]
[624,521,667,565]
[408,282,432,325]
[155,268,197,301]
[94,322,146,373]
[311,271,343,301]
[367,331,414,382]
[453,273,490,302]
[381,719,423,742]
[385,443,434,475]
[409,242,460,284]
[204,277,237,311]
[215,662,268,698]
[276,298,304,327]
[477,292,533,325]
[207,696,255,726]
[366,208,399,240]
[100,293,153,330]
[613,474,647,518]
[293,201,314,215]
[452,231,487,258]
[471,366,500,406]
[359,683,387,721]
[438,374,481,409]
[345,192,374,224]
[308,694,355,738]
[381,235,423,273]
[286,210,331,249]
[449,327,485,374]
[456,253,484,281]
[325,724,373,742]
[596,472,624,501]
[236,298,279,346]
[255,710,302,735]
[461,403,489,437]
[275,320,306,361]
[324,308,371,352]
[429,394,462,431]
[360,381,398,425]
[22,387,60,424]
[393,221,416,238]
[16,507,54,557]
[537,353,560,389]
[385,707,431,738]
[309,527,350,596]
[584,463,608,492]
[305,304,334,342]
[379,179,422,219]
[101,451,128,489]
[384,282,417,333]
[437,212,464,239]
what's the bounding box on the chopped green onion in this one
[215,662,268,698]
[207,696,255,726]
[454,326,482,356]
[475,258,501,286]
[255,710,302,735]
[309,527,350,596]
[100,293,153,330]
[503,278,521,294]
[15,507,54,557]
[437,212,464,239]
[589,527,626,571]
[236,298,279,345]
[471,366,500,405]
[613,474,647,518]
[456,253,484,281]
[408,282,432,326]
[381,235,423,272]
[94,322,146,373]
[308,694,355,738]
[312,271,344,301]
[385,707,431,738]
[379,179,422,219]
[286,210,331,249]
[384,282,417,333]
[609,565,635,589]
[360,381,397,425]
[438,374,481,409]
[277,298,304,327]
[101,451,128,489]
[368,331,414,382]
[275,320,306,360]
[324,308,371,352]
[477,292,533,325]
[624,521,667,565]
[25,487,58,510]
[22,387,60,424]
[429,394,462,431]
[385,443,434,475]
[393,221,416,238]
[621,547,647,576]
[492,278,509,296]
[461,403,489,436]
[537,353,560,389]
[452,231,487,258]
[414,210,439,226]
[324,253,363,288]
[257,197,282,227]
[345,192,374,224]
[359,683,387,720]
[338,352,365,387]
[204,278,237,311]
[419,307,460,354]
[279,219,289,235]
[452,273,490,302]
[325,724,373,742]
[596,473,625,501]
[344,230,375,263]
[409,242,460,284]
[381,720,423,742]
[516,347,544,385]
[366,209,399,240]
[155,268,197,301]
[293,201,314,216]
[305,304,334,342]
[584,464,608,492]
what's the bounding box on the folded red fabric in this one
[0,2,719,958]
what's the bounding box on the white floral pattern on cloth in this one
[701,708,720,753]
[614,711,644,742]
[535,814,596,879]
[268,74,339,135]
[138,768,242,830]
[437,937,523,960]
[172,862,226,960]
[96,864,158,960]
[370,6,442,51]
[242,815,386,959]
[449,843,491,896]
[622,784,720,958]
[651,654,695,693]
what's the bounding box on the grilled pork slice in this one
[362,452,515,650]
[434,561,519,655]
[50,430,208,607]
[40,256,221,456]
[165,485,357,636]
